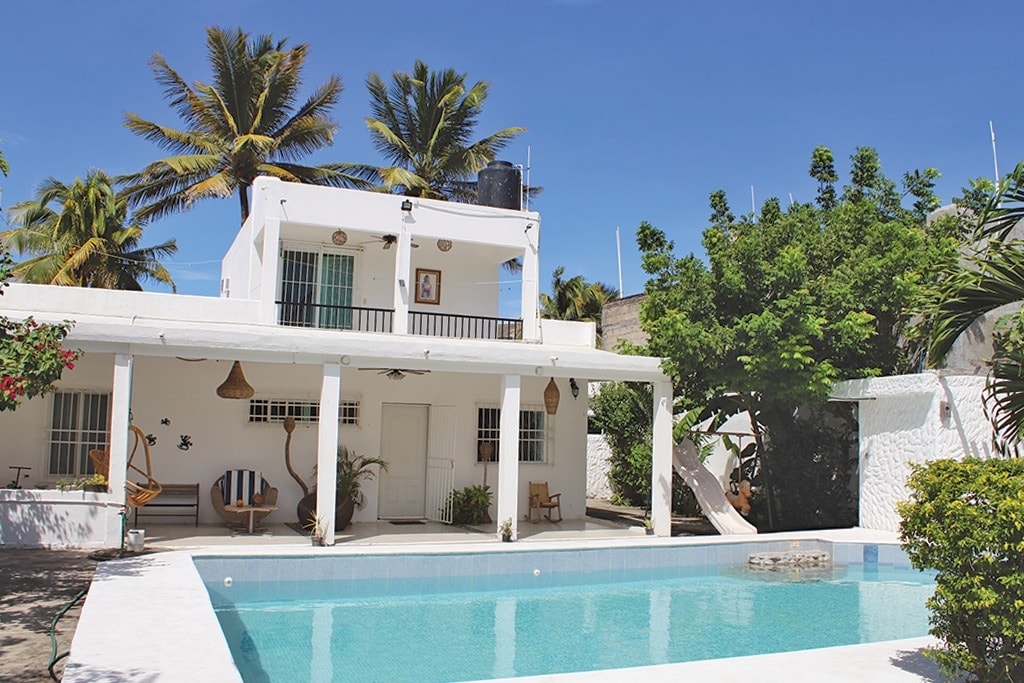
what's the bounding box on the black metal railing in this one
[409,311,523,340]
[276,301,394,333]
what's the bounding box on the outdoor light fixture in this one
[400,199,413,212]
[216,361,255,399]
[569,378,580,400]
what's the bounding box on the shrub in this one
[898,458,1024,682]
[447,485,492,525]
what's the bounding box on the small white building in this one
[0,177,675,547]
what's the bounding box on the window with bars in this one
[47,391,110,477]
[477,405,549,463]
[278,246,355,329]
[248,398,360,426]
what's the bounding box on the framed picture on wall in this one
[414,268,441,305]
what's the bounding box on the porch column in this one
[108,353,133,507]
[495,374,521,539]
[257,217,282,325]
[392,229,412,334]
[316,363,341,544]
[651,380,673,537]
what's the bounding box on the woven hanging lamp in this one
[544,378,560,415]
[216,361,255,399]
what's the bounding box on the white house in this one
[0,175,675,547]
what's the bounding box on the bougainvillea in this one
[0,250,79,411]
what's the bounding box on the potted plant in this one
[81,473,108,493]
[446,485,493,525]
[304,512,326,546]
[499,518,513,542]
[297,446,388,531]
[642,517,655,535]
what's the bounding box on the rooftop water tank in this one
[477,160,521,210]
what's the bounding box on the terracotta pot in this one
[297,492,356,531]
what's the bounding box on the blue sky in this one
[2,1,1023,301]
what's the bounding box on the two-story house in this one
[0,174,675,547]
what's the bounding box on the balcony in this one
[276,302,522,340]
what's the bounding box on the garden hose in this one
[47,587,88,681]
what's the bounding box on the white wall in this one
[0,490,122,548]
[834,373,991,532]
[0,353,591,540]
[586,434,613,499]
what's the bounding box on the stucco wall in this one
[0,490,122,548]
[834,373,991,532]
[586,434,613,499]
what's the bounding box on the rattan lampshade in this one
[216,361,255,399]
[544,377,560,415]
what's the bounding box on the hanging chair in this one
[88,425,162,507]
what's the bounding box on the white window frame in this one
[248,398,360,426]
[476,404,552,463]
[46,390,110,478]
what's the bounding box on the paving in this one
[0,549,98,682]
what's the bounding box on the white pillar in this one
[651,380,673,536]
[393,226,412,335]
[108,353,132,508]
[316,363,341,544]
[258,216,282,325]
[496,374,521,539]
[520,219,540,341]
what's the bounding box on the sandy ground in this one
[0,550,97,683]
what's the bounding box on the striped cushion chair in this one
[210,470,279,530]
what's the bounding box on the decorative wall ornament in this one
[160,417,171,426]
[544,378,560,415]
[414,268,441,305]
[436,239,453,252]
[331,230,348,246]
[216,361,255,399]
[178,435,193,451]
[145,434,157,446]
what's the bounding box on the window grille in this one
[248,398,360,426]
[47,391,110,477]
[278,246,355,329]
[476,405,549,463]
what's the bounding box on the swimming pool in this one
[197,542,934,682]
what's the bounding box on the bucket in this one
[127,529,145,553]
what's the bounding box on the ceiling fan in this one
[361,234,419,250]
[358,368,430,381]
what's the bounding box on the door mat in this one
[389,520,426,525]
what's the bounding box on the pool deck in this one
[62,525,945,683]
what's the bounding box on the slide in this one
[673,439,757,535]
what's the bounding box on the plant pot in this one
[501,534,512,543]
[83,484,107,493]
[644,527,655,536]
[297,492,356,531]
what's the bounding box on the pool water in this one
[207,563,935,682]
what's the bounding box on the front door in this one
[378,404,429,518]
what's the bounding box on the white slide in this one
[673,439,758,535]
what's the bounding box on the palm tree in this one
[2,170,177,290]
[540,266,619,344]
[930,160,1024,451]
[365,60,526,201]
[122,26,376,225]
[0,147,8,177]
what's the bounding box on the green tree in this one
[2,170,177,290]
[0,147,8,177]
[123,26,375,224]
[365,59,526,201]
[929,160,1024,451]
[539,266,618,345]
[636,146,966,529]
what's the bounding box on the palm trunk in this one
[238,185,250,224]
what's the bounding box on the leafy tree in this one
[123,26,375,224]
[539,266,618,345]
[636,147,966,529]
[0,147,8,177]
[0,155,78,410]
[899,458,1024,682]
[2,170,177,290]
[928,161,1024,452]
[365,59,526,201]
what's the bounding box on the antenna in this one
[751,185,756,215]
[990,121,1000,188]
[616,226,624,296]
[788,192,795,207]
[525,146,532,211]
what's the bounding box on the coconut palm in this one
[365,60,526,201]
[2,170,177,290]
[0,147,8,177]
[540,266,619,344]
[123,26,376,225]
[930,160,1024,451]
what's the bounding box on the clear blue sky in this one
[2,1,1023,300]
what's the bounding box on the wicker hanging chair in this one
[88,425,162,507]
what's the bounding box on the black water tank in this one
[477,160,522,210]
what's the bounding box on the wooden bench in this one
[133,483,200,527]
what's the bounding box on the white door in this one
[378,404,429,518]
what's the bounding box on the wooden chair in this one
[211,470,278,530]
[528,481,562,523]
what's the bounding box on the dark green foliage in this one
[898,458,1024,682]
[589,382,652,506]
[447,485,493,525]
